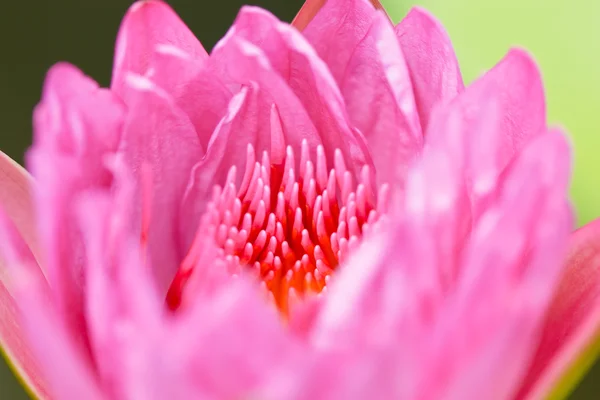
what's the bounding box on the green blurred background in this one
[0,0,598,398]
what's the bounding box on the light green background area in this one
[383,0,600,226]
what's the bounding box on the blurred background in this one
[0,0,598,398]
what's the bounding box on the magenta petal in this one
[118,74,203,293]
[111,0,208,98]
[395,7,464,131]
[225,6,373,177]
[517,218,600,399]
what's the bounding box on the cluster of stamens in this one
[167,140,389,316]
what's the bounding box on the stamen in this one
[167,143,383,316]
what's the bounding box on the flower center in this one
[166,140,388,316]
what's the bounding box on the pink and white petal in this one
[225,7,373,177]
[28,63,125,353]
[149,46,232,149]
[118,74,203,294]
[517,218,600,400]
[293,0,387,33]
[111,0,208,99]
[0,152,40,267]
[395,7,464,131]
[0,212,50,400]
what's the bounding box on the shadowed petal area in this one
[395,7,464,131]
[111,0,208,99]
[517,219,600,400]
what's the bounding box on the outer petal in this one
[0,152,40,266]
[118,74,203,293]
[300,122,571,400]
[111,0,208,99]
[517,219,600,400]
[221,6,373,178]
[28,63,125,357]
[448,48,546,170]
[10,263,104,400]
[395,7,464,131]
[292,0,387,31]
[0,212,50,399]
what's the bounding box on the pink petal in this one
[430,129,572,399]
[75,161,163,399]
[10,265,104,400]
[517,218,600,399]
[149,45,232,149]
[222,6,373,177]
[302,0,422,188]
[292,0,387,31]
[395,7,464,131]
[111,0,208,99]
[118,74,203,294]
[28,63,126,356]
[0,212,50,400]
[210,33,322,153]
[449,48,546,169]
[0,152,41,267]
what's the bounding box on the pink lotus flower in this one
[1,0,600,398]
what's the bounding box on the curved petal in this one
[395,7,464,131]
[118,73,203,294]
[222,6,373,177]
[292,0,387,31]
[111,0,208,99]
[518,219,600,400]
[0,212,50,400]
[0,152,40,267]
[149,46,232,149]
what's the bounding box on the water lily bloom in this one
[2,0,600,398]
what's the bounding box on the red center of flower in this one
[166,140,388,315]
